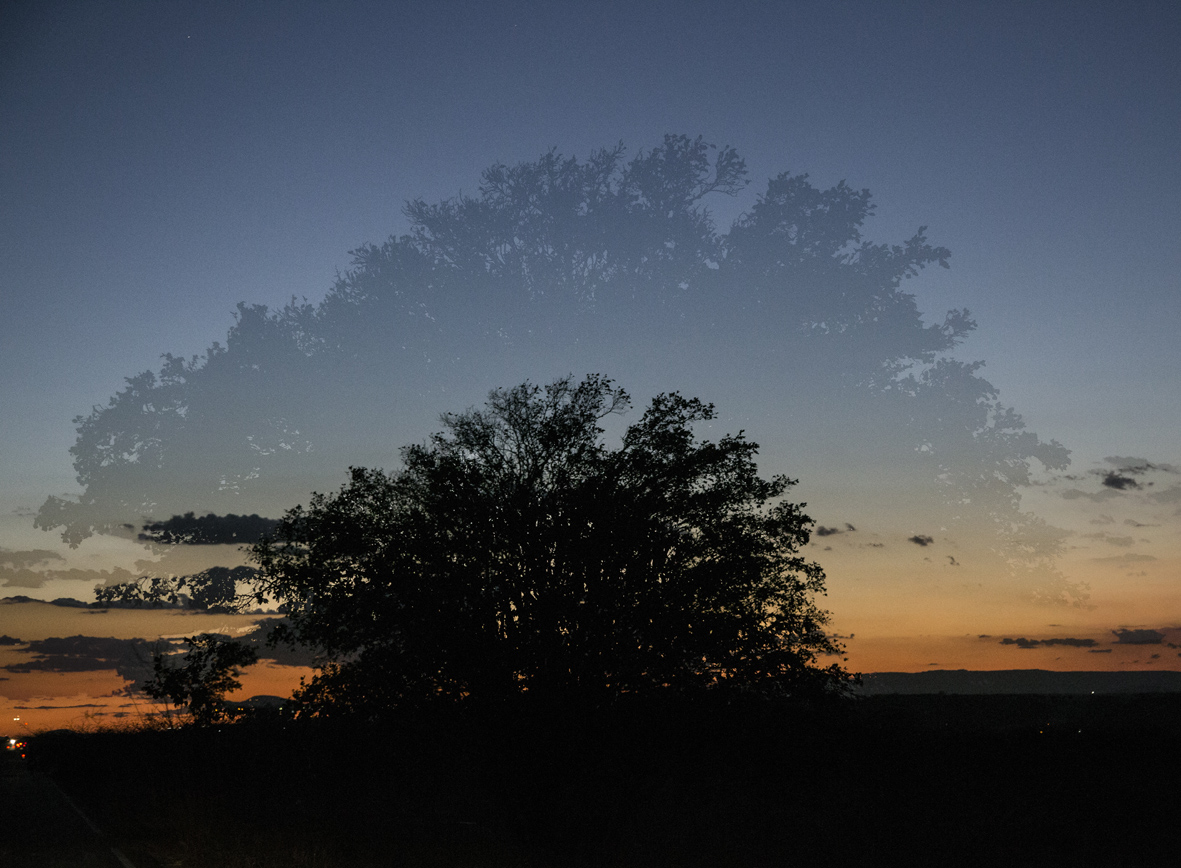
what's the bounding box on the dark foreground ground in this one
[21,693,1181,867]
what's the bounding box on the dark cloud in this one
[1000,637,1098,649]
[1104,457,1179,475]
[1123,519,1157,527]
[0,635,22,645]
[2,635,157,686]
[908,535,934,547]
[139,512,279,546]
[1112,628,1165,645]
[947,556,959,566]
[813,523,857,537]
[1100,472,1139,491]
[1088,648,1112,653]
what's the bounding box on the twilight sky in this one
[2,1,1180,728]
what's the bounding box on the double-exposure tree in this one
[43,134,1077,604]
[251,376,851,714]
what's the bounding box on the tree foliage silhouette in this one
[251,376,851,713]
[43,134,1075,602]
[143,633,258,726]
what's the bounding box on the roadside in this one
[0,747,155,868]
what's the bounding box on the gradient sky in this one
[2,1,1180,729]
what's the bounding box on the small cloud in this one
[0,635,22,645]
[1062,488,1120,502]
[1104,457,1179,475]
[1088,648,1112,653]
[1090,514,1116,525]
[844,523,857,532]
[1112,628,1165,645]
[864,542,885,548]
[815,526,842,537]
[1091,553,1156,565]
[947,556,959,566]
[1100,472,1139,491]
[1123,519,1157,528]
[908,535,934,547]
[1081,532,1135,547]
[999,637,1098,649]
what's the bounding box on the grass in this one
[28,692,1181,867]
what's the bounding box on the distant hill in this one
[858,669,1181,695]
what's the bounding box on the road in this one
[0,746,140,868]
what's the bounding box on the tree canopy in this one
[251,376,852,713]
[43,133,1076,603]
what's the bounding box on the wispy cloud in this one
[0,548,64,569]
[1080,532,1134,547]
[999,637,1098,649]
[0,565,135,589]
[1090,553,1156,565]
[1112,628,1165,645]
[1104,457,1179,475]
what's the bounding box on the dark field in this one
[25,693,1181,867]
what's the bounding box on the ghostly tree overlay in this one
[39,134,1076,602]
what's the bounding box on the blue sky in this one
[1,2,1180,721]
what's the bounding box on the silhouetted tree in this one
[251,376,852,714]
[95,565,254,613]
[143,633,258,726]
